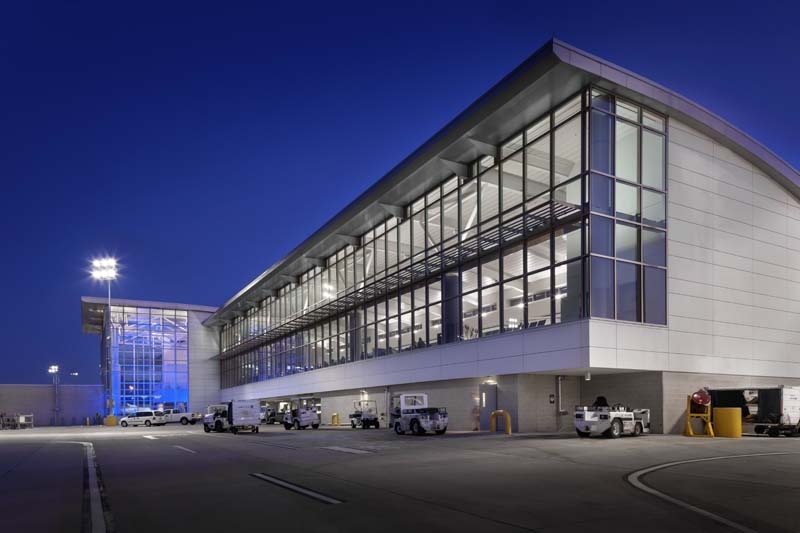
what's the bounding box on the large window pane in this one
[590,257,614,319]
[616,262,641,322]
[615,120,639,182]
[590,172,614,215]
[526,233,550,273]
[642,130,665,189]
[479,167,500,223]
[642,228,666,266]
[428,303,442,345]
[553,178,582,208]
[642,189,666,228]
[442,191,458,241]
[590,110,613,174]
[461,264,478,293]
[644,267,667,325]
[526,269,551,327]
[461,179,478,234]
[554,259,584,323]
[554,221,582,263]
[615,181,639,222]
[616,222,640,262]
[481,255,500,287]
[590,214,614,256]
[502,243,524,280]
[503,278,524,331]
[461,292,479,340]
[501,151,524,211]
[554,115,581,184]
[480,285,500,336]
[525,134,550,199]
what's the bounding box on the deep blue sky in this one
[1,2,797,384]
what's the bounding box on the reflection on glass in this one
[525,135,550,199]
[616,262,641,322]
[616,222,640,262]
[615,120,638,182]
[642,228,666,266]
[615,181,639,222]
[642,130,665,189]
[590,215,614,256]
[554,116,581,184]
[644,267,667,325]
[526,269,551,327]
[590,257,614,319]
[590,173,614,215]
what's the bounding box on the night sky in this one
[1,2,797,384]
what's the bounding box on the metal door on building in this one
[479,383,497,430]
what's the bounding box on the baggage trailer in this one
[203,400,260,434]
[709,386,800,437]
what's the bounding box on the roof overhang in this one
[81,296,217,334]
[205,38,800,328]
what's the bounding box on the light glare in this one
[90,257,118,281]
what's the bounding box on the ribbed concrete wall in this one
[188,310,220,413]
[0,384,103,426]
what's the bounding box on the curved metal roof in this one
[205,38,800,327]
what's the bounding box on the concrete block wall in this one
[0,384,103,426]
[188,310,220,413]
[580,372,664,433]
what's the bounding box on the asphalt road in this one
[1,425,799,532]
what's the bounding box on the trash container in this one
[713,407,742,438]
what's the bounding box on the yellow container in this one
[713,407,742,438]
[104,414,118,427]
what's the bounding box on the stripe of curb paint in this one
[627,452,799,533]
[322,446,372,455]
[173,445,197,454]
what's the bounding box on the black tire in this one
[231,426,238,435]
[351,421,357,429]
[180,417,189,425]
[361,421,368,429]
[311,424,319,429]
[203,425,211,433]
[268,419,275,425]
[767,427,780,438]
[411,419,425,436]
[145,420,152,427]
[121,421,128,427]
[633,423,643,437]
[284,423,292,430]
[215,420,224,432]
[435,428,447,435]
[607,419,622,439]
[374,421,380,430]
[294,420,300,430]
[394,422,404,435]
[576,429,591,438]
[190,420,197,425]
[253,426,258,433]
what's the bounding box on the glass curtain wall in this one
[219,87,668,389]
[588,89,667,324]
[104,305,189,415]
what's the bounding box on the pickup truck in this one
[162,408,202,425]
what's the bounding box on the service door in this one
[479,383,498,430]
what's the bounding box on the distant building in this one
[80,297,218,416]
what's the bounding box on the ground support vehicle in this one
[574,405,650,438]
[349,400,379,429]
[203,400,260,434]
[119,410,167,428]
[260,406,278,424]
[283,408,320,430]
[710,386,800,437]
[391,393,448,436]
[162,408,202,425]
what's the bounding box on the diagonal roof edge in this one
[205,38,800,327]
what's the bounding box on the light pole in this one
[91,257,118,418]
[48,365,60,426]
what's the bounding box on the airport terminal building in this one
[84,40,800,433]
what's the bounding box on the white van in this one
[119,410,167,427]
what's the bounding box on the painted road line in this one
[59,441,109,533]
[143,435,157,440]
[627,452,799,533]
[173,445,197,454]
[322,446,372,455]
[250,473,343,504]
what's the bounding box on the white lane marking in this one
[627,452,798,533]
[322,446,372,455]
[251,473,343,504]
[58,441,106,533]
[173,445,197,454]
[143,435,157,440]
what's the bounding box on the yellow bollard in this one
[713,407,742,438]
[331,413,340,426]
[489,410,512,435]
[86,417,90,426]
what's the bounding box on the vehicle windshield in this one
[154,411,164,416]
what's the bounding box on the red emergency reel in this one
[691,389,711,406]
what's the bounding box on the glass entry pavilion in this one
[214,86,668,389]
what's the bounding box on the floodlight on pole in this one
[48,365,59,374]
[90,256,120,417]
